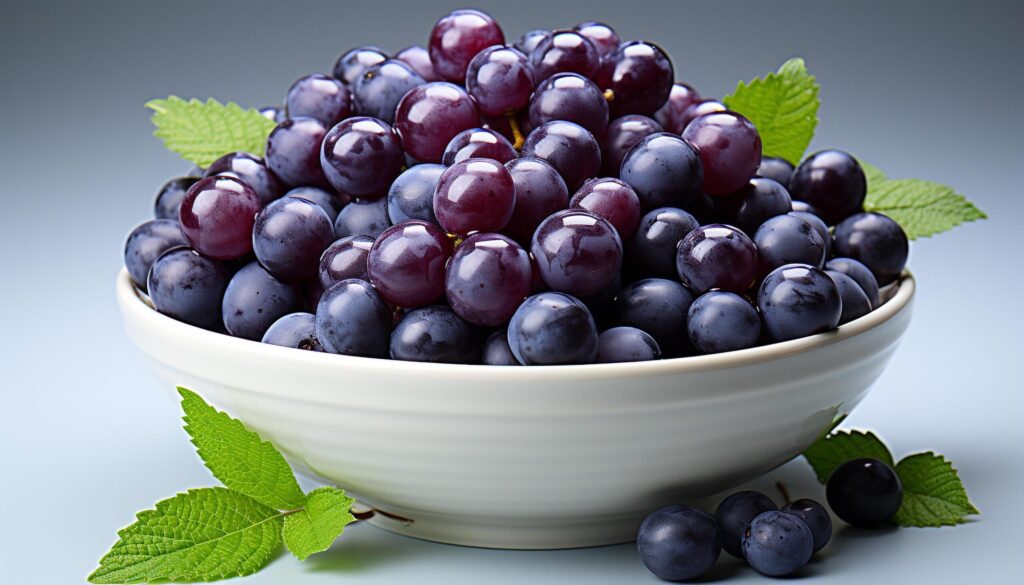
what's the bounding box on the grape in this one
[395,82,481,163]
[367,220,452,308]
[179,175,261,260]
[532,209,623,297]
[261,312,323,351]
[251,197,335,282]
[627,207,699,280]
[352,60,425,123]
[319,235,373,288]
[320,116,404,197]
[446,233,531,326]
[681,111,762,196]
[387,164,444,224]
[757,264,842,342]
[503,157,569,244]
[570,178,641,239]
[636,505,721,582]
[715,490,777,558]
[596,327,660,363]
[781,499,832,553]
[789,210,832,258]
[154,176,198,220]
[685,192,717,224]
[394,45,441,82]
[315,279,392,357]
[285,73,352,126]
[676,224,758,294]
[789,150,866,225]
[332,46,388,85]
[753,214,827,276]
[390,305,479,363]
[514,29,551,56]
[507,292,598,365]
[713,177,792,235]
[596,41,673,117]
[266,117,331,188]
[654,82,702,134]
[612,278,693,357]
[528,73,609,138]
[620,132,702,210]
[428,9,505,83]
[221,261,303,340]
[259,106,284,122]
[579,271,621,330]
[433,158,516,235]
[442,128,517,166]
[124,219,187,291]
[465,45,534,117]
[825,257,880,307]
[827,270,872,324]
[757,156,795,186]
[573,22,620,57]
[147,247,230,329]
[826,458,903,527]
[521,120,601,191]
[480,112,519,144]
[482,329,519,365]
[790,200,817,214]
[598,116,662,179]
[285,186,348,222]
[204,151,285,207]
[688,292,762,354]
[742,511,814,577]
[679,99,726,130]
[333,197,391,239]
[832,212,909,286]
[529,29,600,83]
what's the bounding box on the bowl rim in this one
[116,268,915,380]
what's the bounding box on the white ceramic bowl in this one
[116,268,914,549]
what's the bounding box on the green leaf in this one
[88,488,283,584]
[723,57,820,164]
[893,452,980,527]
[863,178,987,239]
[859,160,887,191]
[803,430,894,483]
[179,387,306,510]
[283,487,356,560]
[146,96,277,168]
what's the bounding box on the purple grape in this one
[754,214,827,277]
[599,115,663,177]
[428,9,505,83]
[390,305,479,363]
[433,158,516,235]
[315,279,392,357]
[620,132,703,210]
[503,157,569,244]
[154,176,198,220]
[654,82,702,134]
[395,82,481,163]
[679,99,725,129]
[627,207,699,280]
[221,261,303,340]
[442,127,517,166]
[332,46,388,85]
[179,176,261,260]
[757,156,795,186]
[480,112,520,144]
[253,197,335,281]
[319,235,373,288]
[507,292,598,365]
[682,111,762,196]
[521,120,601,191]
[570,177,641,239]
[394,45,441,82]
[285,186,348,222]
[528,72,609,138]
[688,291,762,354]
[333,197,391,239]
[715,491,778,559]
[597,41,673,117]
[531,209,623,297]
[352,59,425,123]
[529,30,600,84]
[790,200,818,214]
[825,257,880,307]
[285,73,352,126]
[832,212,909,286]
[124,219,187,290]
[780,499,832,553]
[266,117,331,188]
[612,278,694,357]
[789,210,832,258]
[676,224,758,294]
[514,29,551,56]
[482,329,519,365]
[827,270,872,325]
[261,312,323,351]
[713,177,792,235]
[204,151,285,207]
[147,247,230,329]
[789,150,867,225]
[826,458,904,528]
[259,106,284,122]
[320,116,404,197]
[367,220,452,308]
[596,326,661,363]
[573,22,620,57]
[387,164,444,224]
[465,45,534,117]
[446,233,532,326]
[757,264,842,342]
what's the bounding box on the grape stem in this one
[775,481,793,506]
[507,113,525,150]
[351,507,414,525]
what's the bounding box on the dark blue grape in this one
[600,115,663,177]
[446,233,532,326]
[596,327,661,363]
[387,164,444,224]
[521,120,601,191]
[507,292,598,365]
[147,247,229,329]
[612,278,694,357]
[715,490,777,558]
[482,329,519,365]
[828,270,872,324]
[626,207,699,280]
[124,219,187,290]
[259,106,284,123]
[756,156,795,186]
[688,292,762,354]
[334,197,391,239]
[531,209,623,298]
[620,133,702,211]
[676,224,758,294]
[790,200,818,214]
[286,186,348,222]
[332,46,388,85]
[394,45,441,82]
[315,279,392,357]
[266,117,331,189]
[714,177,792,235]
[390,305,479,363]
[789,210,832,259]
[320,116,404,197]
[636,505,721,582]
[319,235,373,288]
[514,30,551,56]
[826,458,903,528]
[503,157,569,244]
[529,29,600,83]
[742,511,814,577]
[757,264,842,342]
[352,60,426,123]
[221,261,303,340]
[253,197,335,281]
[261,312,323,351]
[154,177,198,220]
[826,257,880,307]
[789,150,866,225]
[833,212,909,286]
[781,499,832,553]
[753,214,827,276]
[285,73,352,127]
[528,73,608,138]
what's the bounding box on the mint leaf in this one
[146,96,276,168]
[893,452,979,527]
[88,487,283,584]
[863,178,987,239]
[723,57,820,164]
[179,387,305,510]
[282,487,356,560]
[859,160,887,191]
[803,430,894,483]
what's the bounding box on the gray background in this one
[1,0,1022,583]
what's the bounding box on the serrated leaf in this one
[859,160,887,191]
[863,178,986,239]
[179,387,306,510]
[893,452,979,527]
[283,487,356,560]
[88,488,283,584]
[146,96,277,168]
[803,430,894,483]
[723,57,820,164]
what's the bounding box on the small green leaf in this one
[146,96,276,167]
[859,160,887,191]
[803,430,894,483]
[723,57,820,164]
[88,488,283,584]
[863,178,987,239]
[283,487,356,560]
[179,387,306,510]
[893,452,979,527]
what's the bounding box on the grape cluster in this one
[124,9,910,365]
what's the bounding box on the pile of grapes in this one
[124,9,910,365]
